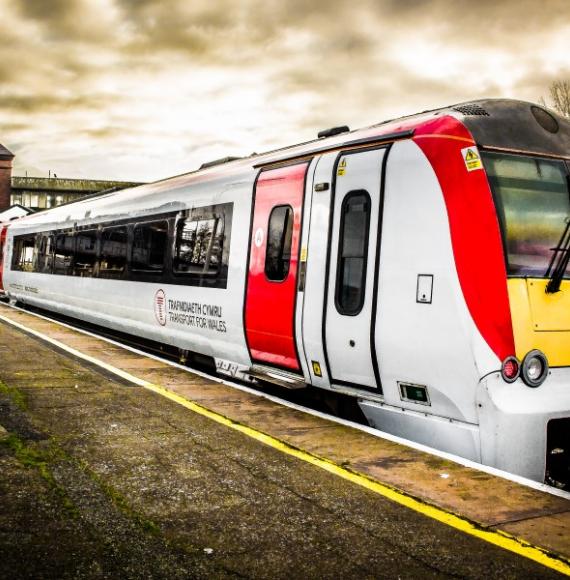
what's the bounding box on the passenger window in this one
[53,232,74,275]
[174,216,223,275]
[74,230,97,276]
[336,191,371,315]
[265,205,294,282]
[37,234,55,274]
[132,221,168,273]
[13,235,36,272]
[100,227,127,275]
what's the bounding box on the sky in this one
[1,0,569,183]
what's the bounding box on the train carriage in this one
[1,99,569,488]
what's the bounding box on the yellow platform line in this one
[1,310,569,576]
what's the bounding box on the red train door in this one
[245,162,308,371]
[0,225,6,292]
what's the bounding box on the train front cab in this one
[478,149,570,489]
[299,103,570,488]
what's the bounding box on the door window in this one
[335,191,371,315]
[265,205,294,281]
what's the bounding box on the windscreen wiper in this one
[545,217,570,294]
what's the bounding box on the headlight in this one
[501,356,520,383]
[521,350,549,388]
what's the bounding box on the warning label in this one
[312,360,322,377]
[337,158,347,176]
[461,146,483,172]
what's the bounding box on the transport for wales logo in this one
[154,289,167,326]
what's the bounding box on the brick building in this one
[0,142,143,213]
[0,144,14,211]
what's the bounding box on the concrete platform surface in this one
[0,303,569,579]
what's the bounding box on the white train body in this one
[2,99,570,487]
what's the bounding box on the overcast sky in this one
[1,0,569,182]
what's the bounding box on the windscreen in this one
[482,151,570,277]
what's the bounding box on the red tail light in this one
[501,356,520,383]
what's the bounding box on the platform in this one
[0,302,569,578]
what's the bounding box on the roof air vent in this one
[453,104,490,116]
[318,125,350,138]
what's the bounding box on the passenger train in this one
[1,99,569,488]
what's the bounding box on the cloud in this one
[0,93,119,114]
[0,0,569,181]
[14,0,124,43]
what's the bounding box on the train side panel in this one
[3,176,255,367]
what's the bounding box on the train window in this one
[132,221,168,273]
[335,191,371,315]
[74,230,98,277]
[174,216,223,276]
[36,234,55,274]
[12,235,36,272]
[100,227,127,276]
[483,152,570,278]
[265,205,294,282]
[53,232,74,275]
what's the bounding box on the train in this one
[1,98,569,489]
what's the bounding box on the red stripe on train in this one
[414,116,515,361]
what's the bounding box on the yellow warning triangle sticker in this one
[339,159,347,168]
[461,146,483,172]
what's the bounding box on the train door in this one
[323,148,386,390]
[0,225,6,292]
[244,162,309,372]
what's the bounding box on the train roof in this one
[453,98,570,159]
[9,98,570,231]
